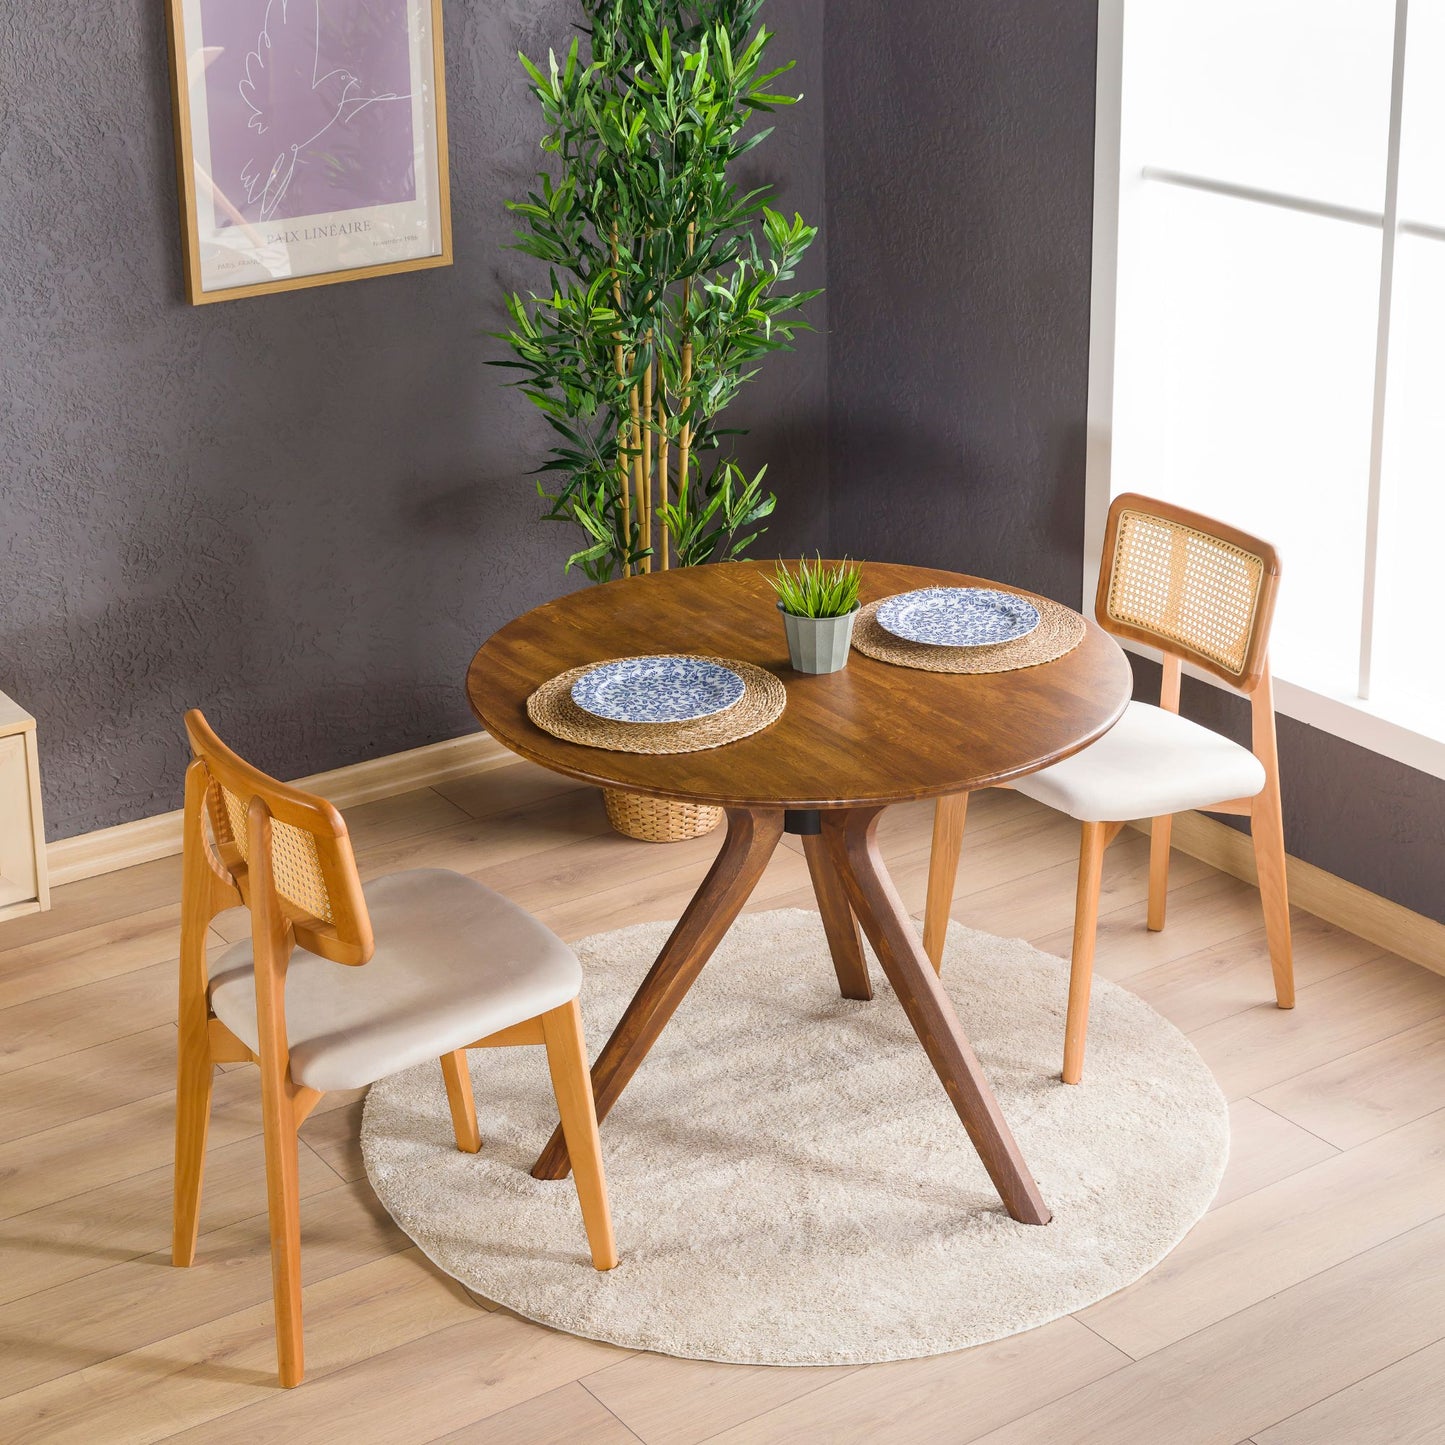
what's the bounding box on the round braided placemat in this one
[851,594,1086,674]
[527,657,786,755]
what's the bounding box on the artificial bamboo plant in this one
[499,0,820,581]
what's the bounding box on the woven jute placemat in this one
[851,594,1086,674]
[527,657,786,755]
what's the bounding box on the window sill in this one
[1115,636,1445,782]
[1270,674,1445,782]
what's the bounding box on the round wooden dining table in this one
[467,560,1132,1225]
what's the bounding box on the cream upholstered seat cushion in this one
[1012,701,1266,823]
[209,869,582,1092]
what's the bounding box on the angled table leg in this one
[532,806,784,1181]
[801,832,872,1001]
[821,807,1051,1225]
[923,792,969,971]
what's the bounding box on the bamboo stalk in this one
[610,225,631,576]
[677,223,696,529]
[628,375,645,573]
[657,368,669,571]
[642,329,654,569]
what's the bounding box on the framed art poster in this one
[165,0,451,304]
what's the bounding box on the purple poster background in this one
[198,0,417,229]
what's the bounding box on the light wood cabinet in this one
[0,692,49,923]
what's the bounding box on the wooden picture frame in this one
[165,0,452,305]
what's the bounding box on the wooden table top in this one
[466,561,1132,810]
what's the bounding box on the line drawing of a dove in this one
[238,0,410,222]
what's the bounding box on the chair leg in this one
[1147,813,1173,932]
[1063,822,1108,1085]
[259,1075,306,1387]
[440,1050,482,1153]
[923,792,969,972]
[172,1020,213,1268]
[1250,793,1296,1010]
[540,999,618,1271]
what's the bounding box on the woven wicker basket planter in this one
[603,788,723,843]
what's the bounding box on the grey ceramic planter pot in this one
[778,602,859,674]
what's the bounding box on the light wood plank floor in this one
[2,758,1443,1444]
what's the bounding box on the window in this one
[1089,0,1445,778]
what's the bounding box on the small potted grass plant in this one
[770,556,862,673]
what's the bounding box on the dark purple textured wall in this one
[824,0,1096,602]
[0,0,826,838]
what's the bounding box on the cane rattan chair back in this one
[1095,493,1281,692]
[183,710,373,967]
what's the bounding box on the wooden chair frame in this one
[173,711,616,1388]
[922,495,1295,1084]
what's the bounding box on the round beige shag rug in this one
[361,909,1228,1365]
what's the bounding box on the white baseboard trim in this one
[48,748,1444,978]
[46,731,515,888]
[1132,811,1445,980]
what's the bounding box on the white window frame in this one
[1086,0,1445,782]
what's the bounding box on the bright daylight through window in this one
[1098,0,1444,764]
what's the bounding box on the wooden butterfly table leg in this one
[531,797,1050,1228]
[822,806,1052,1226]
[794,811,872,1001]
[531,806,784,1181]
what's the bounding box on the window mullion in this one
[1358,0,1411,701]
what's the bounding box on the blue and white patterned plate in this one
[875,587,1041,647]
[570,656,747,724]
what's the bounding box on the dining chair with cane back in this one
[922,493,1295,1084]
[172,710,617,1387]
